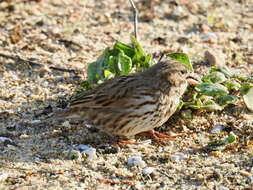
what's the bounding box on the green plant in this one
[79,36,253,112]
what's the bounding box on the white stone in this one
[170,152,186,162]
[127,156,146,168]
[211,125,223,134]
[142,167,155,175]
[0,173,8,181]
[83,148,97,160]
[0,137,12,142]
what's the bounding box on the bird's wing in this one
[69,75,146,108]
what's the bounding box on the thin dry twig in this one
[129,0,138,41]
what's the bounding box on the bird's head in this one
[159,58,199,85]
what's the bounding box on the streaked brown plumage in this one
[57,58,194,140]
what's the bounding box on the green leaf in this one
[87,48,111,84]
[202,72,226,83]
[202,100,223,111]
[210,66,232,77]
[117,50,132,74]
[220,66,232,77]
[216,95,237,106]
[246,76,253,83]
[183,99,203,109]
[242,84,253,111]
[108,50,132,76]
[107,56,116,73]
[130,36,145,58]
[225,132,236,143]
[241,83,253,95]
[196,83,229,96]
[177,100,184,111]
[202,72,224,84]
[210,67,220,73]
[183,103,202,110]
[111,52,121,76]
[167,53,193,71]
[114,41,135,58]
[144,53,152,68]
[223,80,241,91]
[87,62,100,84]
[130,36,151,69]
[232,72,247,81]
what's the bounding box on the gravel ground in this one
[0,0,252,189]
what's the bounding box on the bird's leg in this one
[145,130,176,144]
[129,0,138,41]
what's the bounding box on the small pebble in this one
[218,185,229,190]
[135,182,143,190]
[204,49,226,67]
[30,120,41,124]
[142,167,155,175]
[20,134,29,139]
[36,33,47,40]
[128,156,146,168]
[50,26,60,36]
[0,137,12,142]
[62,120,71,128]
[203,32,218,41]
[177,34,190,43]
[201,24,210,33]
[220,163,234,169]
[83,147,97,160]
[239,170,252,177]
[181,45,189,54]
[211,125,223,134]
[71,150,82,160]
[34,157,41,161]
[170,152,186,162]
[75,144,97,159]
[79,183,86,188]
[11,73,19,81]
[248,147,253,156]
[127,140,152,148]
[40,66,51,74]
[0,173,8,181]
[77,144,90,151]
[7,145,16,150]
[195,173,204,180]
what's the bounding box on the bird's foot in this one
[145,130,176,144]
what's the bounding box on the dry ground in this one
[0,0,252,189]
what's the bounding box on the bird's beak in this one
[187,72,201,85]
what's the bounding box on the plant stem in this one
[129,0,138,41]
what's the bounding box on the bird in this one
[53,57,199,143]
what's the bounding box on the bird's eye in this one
[180,70,186,75]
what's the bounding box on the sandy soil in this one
[0,0,252,189]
